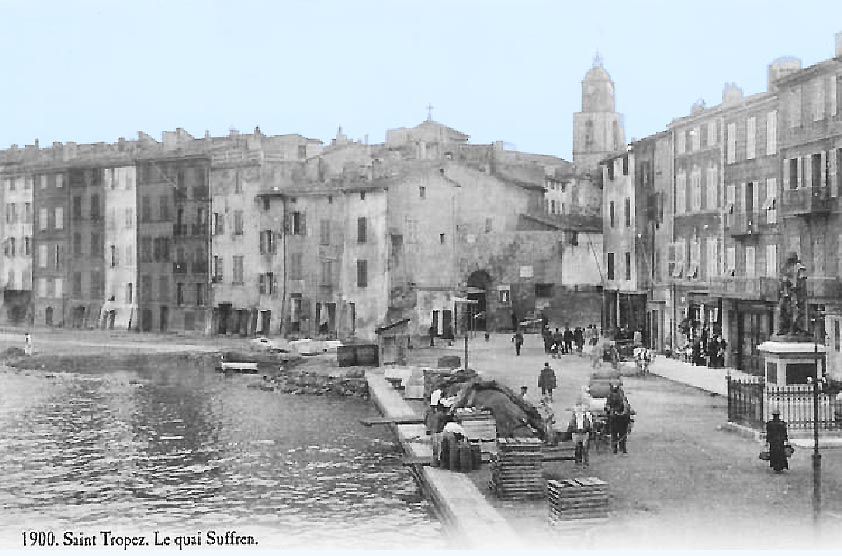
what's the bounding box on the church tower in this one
[572,54,625,172]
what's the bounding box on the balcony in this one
[781,187,834,218]
[710,276,778,300]
[807,277,842,300]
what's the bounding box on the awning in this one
[375,318,411,335]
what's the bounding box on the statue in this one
[776,252,808,337]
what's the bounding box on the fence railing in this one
[727,377,842,431]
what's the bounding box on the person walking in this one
[574,327,584,354]
[605,384,631,454]
[24,332,32,356]
[568,398,593,468]
[563,326,573,355]
[765,408,789,473]
[428,324,436,347]
[512,329,524,356]
[538,362,557,402]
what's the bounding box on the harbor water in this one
[0,364,446,548]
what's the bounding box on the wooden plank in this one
[402,456,434,466]
[360,415,425,426]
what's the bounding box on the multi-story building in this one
[103,163,138,329]
[716,84,782,374]
[776,36,842,381]
[667,94,727,354]
[66,165,106,328]
[0,151,34,324]
[32,159,68,328]
[642,131,674,352]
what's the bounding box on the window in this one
[675,172,686,214]
[5,203,14,224]
[125,208,133,228]
[745,246,756,278]
[213,256,222,281]
[24,202,31,223]
[110,245,117,268]
[624,198,631,227]
[39,208,48,231]
[357,217,367,243]
[670,241,686,277]
[746,117,756,160]
[609,201,615,227]
[54,244,61,270]
[707,121,716,146]
[38,278,46,298]
[260,230,275,254]
[485,218,493,233]
[625,252,631,281]
[569,231,579,246]
[836,320,841,352]
[141,275,151,298]
[8,237,15,257]
[158,195,169,221]
[691,168,702,211]
[320,220,330,245]
[419,186,426,199]
[141,196,150,222]
[498,287,510,304]
[622,155,629,176]
[706,166,718,210]
[292,211,306,235]
[439,233,445,244]
[55,174,64,188]
[24,237,30,256]
[92,233,103,258]
[213,212,224,235]
[726,247,736,276]
[676,130,685,154]
[73,272,83,297]
[766,244,777,277]
[320,260,332,286]
[766,111,777,156]
[726,123,736,163]
[289,253,303,280]
[789,88,802,128]
[158,276,169,301]
[38,244,47,268]
[535,283,554,298]
[706,238,719,279]
[357,259,368,287]
[607,252,615,280]
[550,200,556,214]
[55,207,63,230]
[233,256,244,284]
[196,283,205,306]
[55,278,63,298]
[814,78,826,121]
[764,178,778,224]
[233,210,244,235]
[691,126,700,151]
[126,283,133,304]
[91,194,101,221]
[176,283,184,306]
[298,145,307,159]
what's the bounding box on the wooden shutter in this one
[796,157,802,189]
[804,156,812,189]
[821,151,827,188]
[830,149,838,197]
[783,159,790,190]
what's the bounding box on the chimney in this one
[722,82,744,105]
[836,32,842,57]
[767,57,802,91]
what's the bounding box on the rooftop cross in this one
[593,51,603,68]
[426,103,434,121]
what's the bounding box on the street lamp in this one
[808,316,825,535]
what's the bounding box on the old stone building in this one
[0,151,34,325]
[776,37,842,382]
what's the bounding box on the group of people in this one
[564,383,634,469]
[681,326,727,368]
[540,324,600,358]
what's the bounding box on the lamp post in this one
[809,317,822,535]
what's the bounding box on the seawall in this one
[366,369,520,548]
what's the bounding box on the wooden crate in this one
[489,437,545,500]
[547,478,609,523]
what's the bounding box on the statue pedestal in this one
[758,335,826,385]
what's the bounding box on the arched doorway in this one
[466,270,492,331]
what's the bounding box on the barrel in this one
[447,437,460,471]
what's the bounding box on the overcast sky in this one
[1,0,841,160]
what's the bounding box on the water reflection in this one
[0,366,444,548]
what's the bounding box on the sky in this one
[1,0,841,160]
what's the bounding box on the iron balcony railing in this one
[781,186,834,217]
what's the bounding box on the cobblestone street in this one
[414,333,842,548]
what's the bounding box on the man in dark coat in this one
[513,330,524,356]
[605,384,631,454]
[563,326,574,355]
[538,362,557,402]
[429,324,436,347]
[766,408,789,472]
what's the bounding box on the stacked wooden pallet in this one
[488,438,545,500]
[547,477,609,524]
[456,409,497,462]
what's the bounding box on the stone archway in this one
[466,270,492,331]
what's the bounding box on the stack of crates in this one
[547,477,609,524]
[488,438,544,500]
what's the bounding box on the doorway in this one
[160,306,169,332]
[466,270,491,331]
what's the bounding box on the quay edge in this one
[366,370,521,549]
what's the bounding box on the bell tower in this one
[573,54,626,172]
